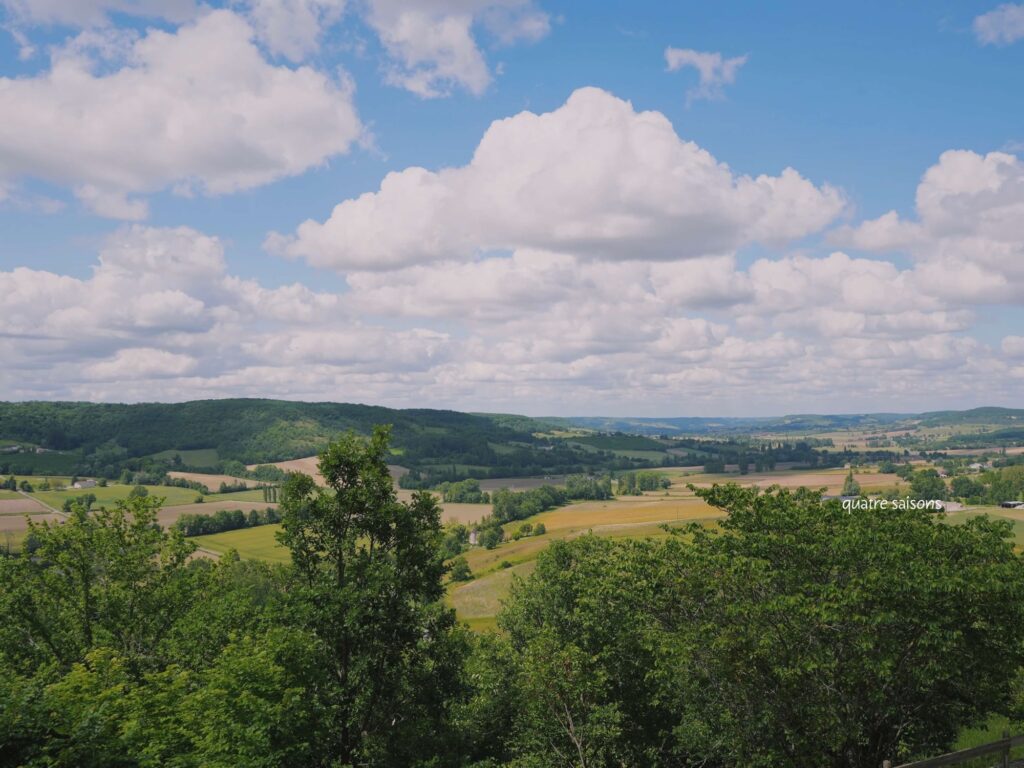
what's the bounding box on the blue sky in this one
[1,0,1023,415]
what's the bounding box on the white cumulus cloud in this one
[278,87,845,271]
[0,10,363,218]
[836,150,1024,304]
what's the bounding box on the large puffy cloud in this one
[278,87,846,270]
[835,150,1024,303]
[0,10,362,218]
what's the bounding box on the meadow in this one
[147,448,220,466]
[29,483,204,510]
[193,524,289,563]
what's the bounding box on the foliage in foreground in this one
[0,426,468,767]
[465,485,1024,767]
[3,429,1024,767]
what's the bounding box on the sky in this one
[1,1,1023,417]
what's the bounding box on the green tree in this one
[477,521,504,549]
[474,485,1024,768]
[275,426,468,765]
[670,484,1024,767]
[842,469,861,496]
[0,496,198,763]
[449,556,473,582]
[951,475,985,500]
[910,468,948,501]
[441,522,470,559]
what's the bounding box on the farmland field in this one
[5,475,72,487]
[156,501,279,528]
[0,529,27,554]
[193,525,289,563]
[0,489,21,500]
[247,456,324,483]
[209,488,274,502]
[147,448,220,466]
[683,467,905,493]
[0,512,62,531]
[477,475,569,491]
[449,561,536,632]
[943,508,1024,548]
[254,456,489,523]
[29,483,204,510]
[251,456,408,485]
[0,497,51,515]
[167,471,258,490]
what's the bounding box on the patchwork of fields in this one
[6,460,1017,630]
[0,477,283,552]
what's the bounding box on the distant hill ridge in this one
[0,400,1020,471]
[542,406,1024,435]
[0,399,535,465]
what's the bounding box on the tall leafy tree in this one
[276,425,468,766]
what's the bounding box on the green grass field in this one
[942,508,1024,548]
[5,475,72,486]
[30,483,204,510]
[567,440,669,461]
[192,525,289,563]
[0,490,21,500]
[146,448,220,466]
[213,488,273,502]
[569,434,669,451]
[448,561,536,632]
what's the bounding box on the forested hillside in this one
[0,400,666,480]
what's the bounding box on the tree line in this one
[173,506,282,537]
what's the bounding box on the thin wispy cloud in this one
[664,46,747,103]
